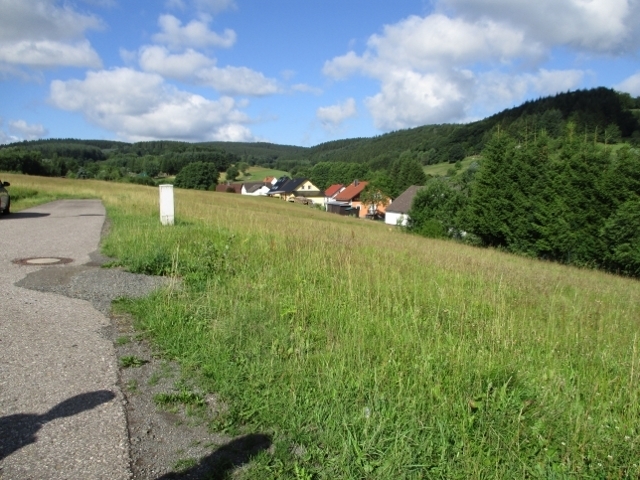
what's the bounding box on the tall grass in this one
[6,173,640,478]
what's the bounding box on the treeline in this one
[0,139,239,185]
[408,131,640,277]
[293,88,640,169]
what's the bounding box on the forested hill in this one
[2,87,639,172]
[292,87,640,168]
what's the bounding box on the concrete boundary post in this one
[159,184,175,226]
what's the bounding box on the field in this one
[220,167,289,183]
[423,157,478,177]
[4,173,640,478]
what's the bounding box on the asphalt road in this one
[0,200,131,479]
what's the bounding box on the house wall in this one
[242,186,270,196]
[385,212,409,226]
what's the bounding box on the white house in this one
[384,185,424,226]
[241,181,271,196]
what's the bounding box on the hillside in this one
[2,87,638,176]
[5,173,640,478]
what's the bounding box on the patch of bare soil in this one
[111,312,272,480]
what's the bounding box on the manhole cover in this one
[13,257,73,266]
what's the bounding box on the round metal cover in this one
[13,257,73,266]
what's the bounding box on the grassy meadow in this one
[4,172,640,478]
[423,157,479,177]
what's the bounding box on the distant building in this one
[385,185,424,226]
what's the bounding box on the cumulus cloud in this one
[153,14,236,50]
[0,0,102,71]
[616,72,640,96]
[138,45,279,96]
[317,98,357,128]
[8,119,48,139]
[322,0,629,130]
[49,68,256,142]
[440,0,639,54]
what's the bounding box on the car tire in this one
[4,199,9,215]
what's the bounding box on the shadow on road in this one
[1,212,50,220]
[156,433,272,480]
[0,390,116,461]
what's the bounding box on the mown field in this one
[4,173,640,479]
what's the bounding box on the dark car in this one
[0,180,10,214]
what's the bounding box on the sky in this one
[1,0,640,147]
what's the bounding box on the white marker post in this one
[159,184,175,226]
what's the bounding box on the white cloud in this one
[322,1,619,130]
[8,119,48,139]
[139,45,214,78]
[365,70,473,130]
[138,45,279,96]
[440,0,639,54]
[196,65,280,96]
[0,40,101,68]
[317,98,357,128]
[153,14,236,50]
[0,0,102,71]
[616,72,640,96]
[49,68,256,142]
[471,69,585,120]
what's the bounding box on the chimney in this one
[354,179,359,186]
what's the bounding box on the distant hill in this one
[3,87,638,171]
[296,87,640,167]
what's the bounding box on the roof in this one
[267,176,293,194]
[324,184,344,198]
[268,177,318,195]
[244,182,269,193]
[335,181,368,202]
[215,183,242,193]
[264,176,275,183]
[385,185,424,214]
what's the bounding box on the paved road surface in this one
[0,200,130,479]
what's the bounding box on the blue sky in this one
[1,0,640,147]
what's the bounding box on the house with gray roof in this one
[385,185,424,226]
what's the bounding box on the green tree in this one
[225,165,240,182]
[601,200,640,276]
[174,162,219,190]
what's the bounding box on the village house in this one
[332,180,389,219]
[384,185,424,226]
[267,177,324,205]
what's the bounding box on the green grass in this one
[423,156,478,177]
[4,183,88,211]
[119,355,147,368]
[220,166,288,182]
[5,173,640,478]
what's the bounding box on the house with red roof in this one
[330,180,390,219]
[323,184,344,207]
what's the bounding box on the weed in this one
[119,355,147,368]
[126,379,138,392]
[154,390,206,408]
[173,457,197,472]
[115,336,131,346]
[147,372,160,386]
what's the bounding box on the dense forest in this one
[407,131,640,277]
